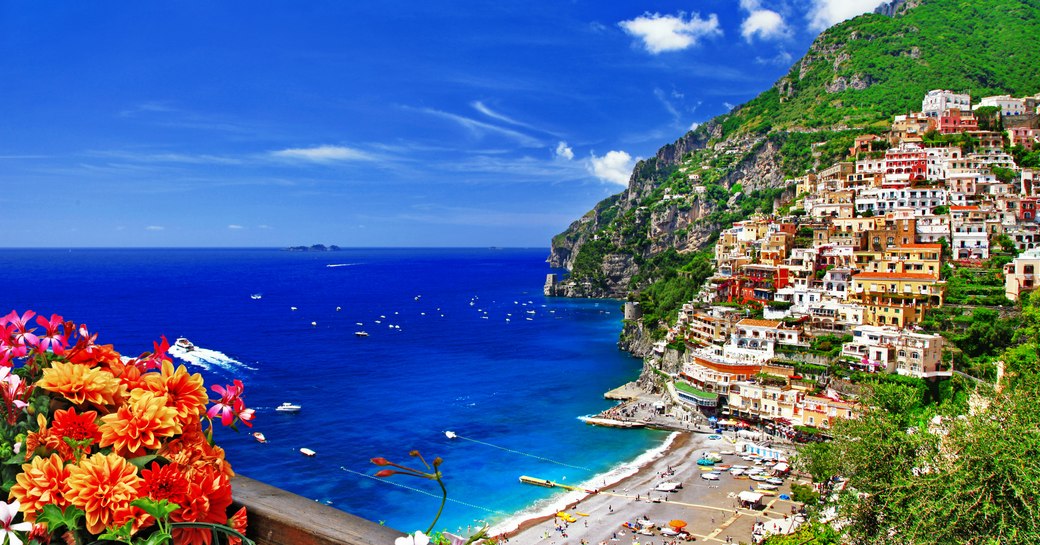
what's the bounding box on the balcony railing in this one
[232,476,405,545]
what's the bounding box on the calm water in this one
[0,248,665,533]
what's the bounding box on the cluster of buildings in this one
[654,89,1040,434]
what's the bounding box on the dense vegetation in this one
[722,0,1040,137]
[787,291,1040,543]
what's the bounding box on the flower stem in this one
[425,473,447,535]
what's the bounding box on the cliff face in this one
[548,0,1040,301]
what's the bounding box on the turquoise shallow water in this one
[0,247,667,533]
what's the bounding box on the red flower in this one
[50,407,102,456]
[139,462,189,505]
[171,466,234,545]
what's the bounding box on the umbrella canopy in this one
[669,520,687,529]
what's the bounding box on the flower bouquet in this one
[0,310,254,545]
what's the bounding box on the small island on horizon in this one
[284,244,342,252]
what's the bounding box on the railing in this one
[232,476,405,545]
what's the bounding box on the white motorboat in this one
[174,338,196,351]
[276,402,301,413]
[300,447,316,457]
[355,331,369,337]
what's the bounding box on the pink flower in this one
[34,314,66,355]
[3,311,38,349]
[207,380,251,427]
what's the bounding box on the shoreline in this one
[488,433,688,538]
[485,379,804,545]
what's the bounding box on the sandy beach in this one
[491,430,805,545]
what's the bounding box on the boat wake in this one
[168,345,257,372]
[325,263,359,268]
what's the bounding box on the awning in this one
[773,462,790,472]
[738,491,764,503]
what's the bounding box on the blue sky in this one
[0,0,886,247]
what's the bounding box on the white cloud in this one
[145,225,164,231]
[270,145,374,162]
[807,0,889,31]
[619,11,722,54]
[689,121,702,131]
[555,141,575,160]
[723,102,736,110]
[588,151,635,186]
[228,224,244,230]
[742,9,789,41]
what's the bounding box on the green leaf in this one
[131,498,180,521]
[140,530,174,545]
[126,454,169,469]
[36,503,85,535]
[97,519,135,543]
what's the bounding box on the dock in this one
[519,475,593,493]
[578,416,646,429]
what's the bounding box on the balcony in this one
[233,476,404,545]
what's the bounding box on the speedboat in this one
[300,447,316,457]
[767,477,785,485]
[252,432,267,443]
[174,338,196,351]
[276,402,301,413]
[250,294,262,300]
[355,331,369,337]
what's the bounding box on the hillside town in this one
[644,89,1040,437]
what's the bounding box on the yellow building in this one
[851,272,945,327]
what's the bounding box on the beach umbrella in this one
[669,520,687,530]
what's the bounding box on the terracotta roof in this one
[737,318,783,328]
[853,272,937,281]
[950,205,979,211]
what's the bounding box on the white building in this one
[974,94,1027,117]
[841,325,948,378]
[922,89,971,117]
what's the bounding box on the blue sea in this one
[0,248,667,534]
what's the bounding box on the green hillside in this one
[548,0,1040,330]
[724,0,1040,135]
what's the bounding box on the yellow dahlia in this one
[99,390,181,456]
[65,452,145,535]
[139,361,207,426]
[9,453,71,521]
[37,361,122,407]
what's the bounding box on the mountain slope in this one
[548,0,1040,308]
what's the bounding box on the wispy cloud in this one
[619,11,722,54]
[89,150,243,165]
[228,224,244,229]
[806,0,888,32]
[555,141,575,161]
[270,145,375,162]
[145,225,165,231]
[413,107,544,148]
[587,150,635,186]
[472,101,532,129]
[755,50,794,66]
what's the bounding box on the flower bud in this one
[374,469,396,478]
[433,457,443,466]
[409,450,420,457]
[371,457,391,466]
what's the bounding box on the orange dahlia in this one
[159,419,234,479]
[171,465,234,545]
[138,461,189,505]
[65,452,145,535]
[139,361,207,427]
[9,453,71,521]
[227,506,249,545]
[103,357,148,393]
[68,342,122,368]
[99,390,181,456]
[37,361,122,407]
